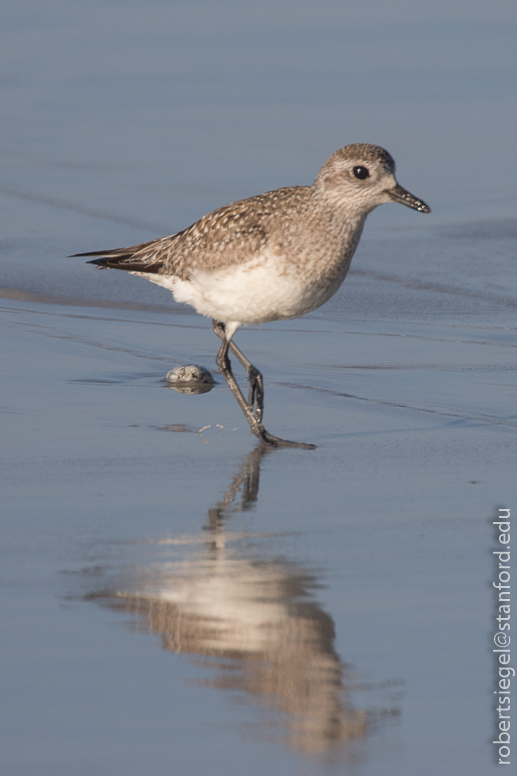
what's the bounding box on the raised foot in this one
[257,428,316,450]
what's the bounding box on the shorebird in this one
[74,143,430,448]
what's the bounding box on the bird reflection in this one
[87,446,397,755]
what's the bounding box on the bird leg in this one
[232,352,264,423]
[212,321,264,421]
[213,321,263,420]
[212,320,315,449]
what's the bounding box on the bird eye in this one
[353,166,370,180]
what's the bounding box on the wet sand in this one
[2,232,515,773]
[2,2,517,772]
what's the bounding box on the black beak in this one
[386,184,431,213]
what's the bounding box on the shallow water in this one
[2,2,517,774]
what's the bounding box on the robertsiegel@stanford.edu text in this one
[493,508,512,765]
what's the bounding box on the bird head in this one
[313,143,430,215]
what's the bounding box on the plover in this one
[74,143,430,448]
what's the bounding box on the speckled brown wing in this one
[73,186,310,280]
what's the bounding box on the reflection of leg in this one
[212,320,316,449]
[212,321,264,421]
[241,444,263,506]
[205,444,268,532]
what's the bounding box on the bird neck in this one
[308,187,368,253]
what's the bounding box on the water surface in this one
[1,2,516,774]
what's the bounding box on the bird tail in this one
[70,238,165,273]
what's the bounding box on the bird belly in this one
[132,252,348,325]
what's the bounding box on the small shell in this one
[165,365,215,394]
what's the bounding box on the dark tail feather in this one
[82,256,163,273]
[85,257,126,270]
[70,236,163,260]
[70,249,123,258]
[86,257,109,269]
[69,241,164,273]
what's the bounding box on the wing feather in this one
[73,186,310,279]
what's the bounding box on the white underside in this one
[131,250,345,336]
